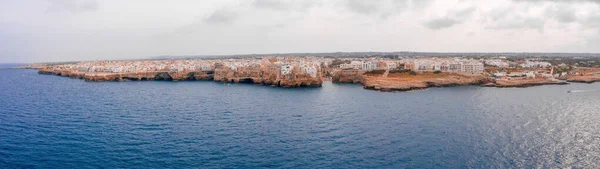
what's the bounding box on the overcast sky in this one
[1,0,599,63]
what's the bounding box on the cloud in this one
[423,6,476,30]
[512,0,600,4]
[341,0,429,19]
[488,17,545,30]
[3,0,600,63]
[253,0,287,10]
[204,9,238,24]
[545,6,577,23]
[454,7,476,18]
[424,17,460,29]
[344,0,380,15]
[251,0,320,12]
[45,0,98,13]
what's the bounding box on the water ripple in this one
[1,70,600,168]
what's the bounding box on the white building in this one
[281,65,293,75]
[461,61,484,74]
[201,64,212,71]
[361,61,378,71]
[303,66,318,77]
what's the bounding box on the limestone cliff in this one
[566,75,600,83]
[361,73,490,91]
[39,69,214,82]
[38,67,321,88]
[489,78,568,87]
[332,70,365,83]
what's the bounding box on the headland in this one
[26,54,600,91]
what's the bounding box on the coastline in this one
[333,71,574,92]
[565,75,600,84]
[30,67,599,92]
[37,68,322,88]
[360,72,490,92]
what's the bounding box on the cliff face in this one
[213,68,262,84]
[566,75,600,83]
[490,78,568,87]
[38,69,214,82]
[213,68,322,87]
[38,68,322,87]
[361,72,490,91]
[278,74,322,87]
[332,70,365,83]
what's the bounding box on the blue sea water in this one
[0,63,23,69]
[1,69,600,168]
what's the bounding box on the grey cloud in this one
[545,6,577,23]
[487,17,545,30]
[204,9,238,24]
[454,7,476,18]
[513,0,600,3]
[588,14,600,28]
[409,0,433,9]
[424,18,460,30]
[466,31,476,37]
[252,0,319,12]
[253,0,291,11]
[342,0,431,18]
[346,0,431,16]
[423,7,476,30]
[45,0,98,13]
[344,0,380,15]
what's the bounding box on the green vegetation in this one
[433,70,442,74]
[409,71,417,75]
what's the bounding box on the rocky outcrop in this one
[38,68,321,88]
[212,68,322,87]
[38,69,215,82]
[277,74,323,87]
[487,78,568,88]
[566,75,600,83]
[361,72,490,92]
[332,70,365,83]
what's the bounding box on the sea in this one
[1,69,599,168]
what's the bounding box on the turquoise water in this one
[1,69,599,168]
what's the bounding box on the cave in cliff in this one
[155,73,173,81]
[238,78,255,84]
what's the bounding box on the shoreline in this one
[565,76,600,84]
[30,68,599,92]
[37,68,322,88]
[335,71,580,92]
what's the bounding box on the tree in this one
[409,71,417,75]
[433,70,442,74]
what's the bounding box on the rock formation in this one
[566,75,600,83]
[488,78,568,87]
[38,67,322,88]
[332,70,365,83]
[360,72,490,92]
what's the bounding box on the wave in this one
[568,90,597,93]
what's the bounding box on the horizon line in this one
[4,51,600,64]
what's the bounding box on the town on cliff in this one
[26,54,600,91]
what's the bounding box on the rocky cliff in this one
[360,72,490,92]
[213,68,322,87]
[39,69,214,82]
[566,75,600,83]
[332,70,365,83]
[488,78,568,88]
[38,68,321,88]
